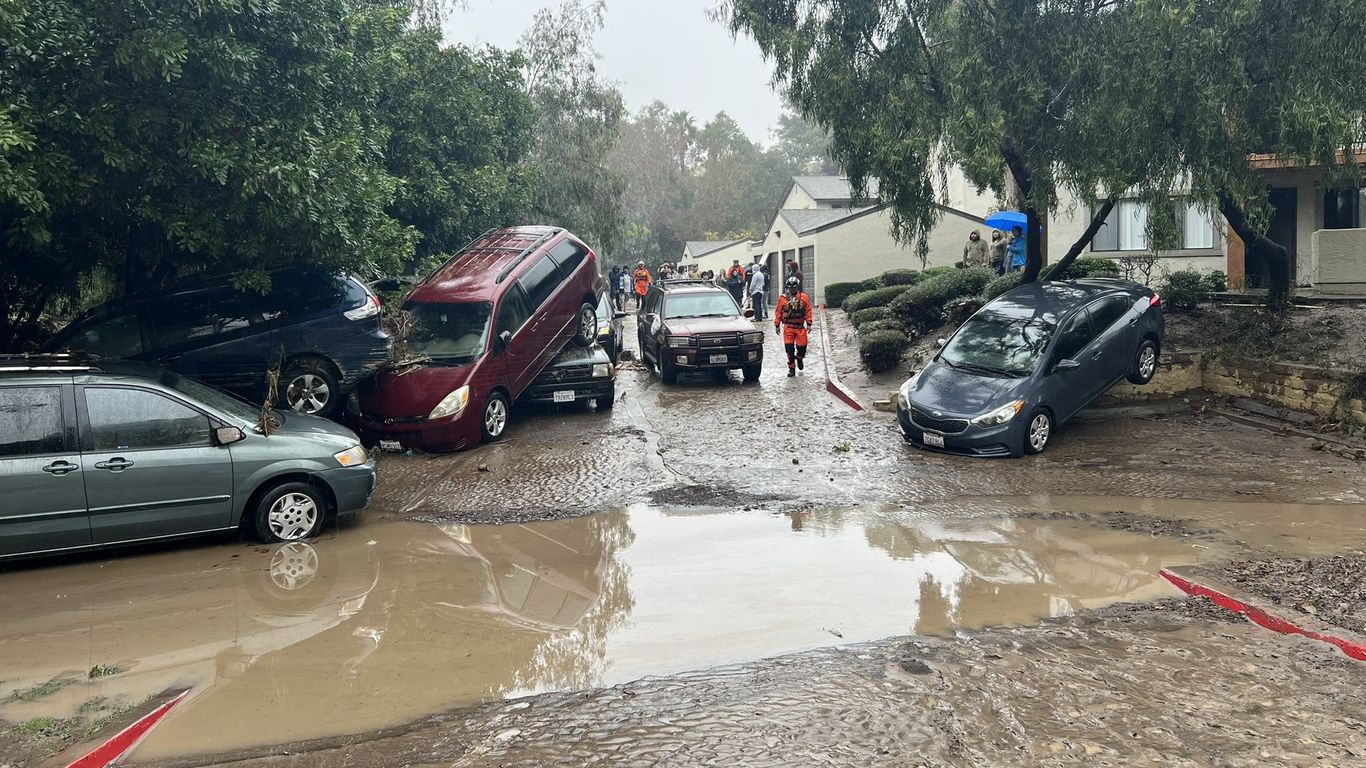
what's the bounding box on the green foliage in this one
[843,285,914,314]
[879,268,920,286]
[859,329,910,373]
[1042,257,1121,281]
[1201,271,1228,293]
[944,297,985,326]
[889,267,996,331]
[825,281,865,309]
[1161,270,1209,313]
[981,273,1024,301]
[850,306,891,326]
[856,318,904,335]
[858,277,884,291]
[922,266,955,278]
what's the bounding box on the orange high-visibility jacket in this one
[633,268,653,295]
[775,292,812,328]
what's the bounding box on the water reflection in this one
[0,505,1209,759]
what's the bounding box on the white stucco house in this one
[682,239,750,277]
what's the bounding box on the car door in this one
[78,385,234,544]
[1041,309,1100,421]
[1086,294,1139,385]
[494,285,536,394]
[516,254,569,381]
[151,288,280,396]
[639,289,663,362]
[0,384,91,557]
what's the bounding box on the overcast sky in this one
[442,0,787,145]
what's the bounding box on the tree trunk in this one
[1046,197,1117,279]
[1219,195,1291,307]
[1020,207,1044,283]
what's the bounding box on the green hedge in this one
[825,281,865,309]
[843,285,914,314]
[1042,256,1122,281]
[850,306,891,326]
[857,318,905,335]
[921,266,956,278]
[1161,269,1207,312]
[859,329,909,373]
[879,268,920,286]
[981,272,1023,301]
[859,277,883,291]
[888,267,996,330]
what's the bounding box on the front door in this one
[78,386,234,544]
[0,385,91,557]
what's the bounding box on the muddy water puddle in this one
[2,506,1223,760]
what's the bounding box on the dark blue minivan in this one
[44,269,390,419]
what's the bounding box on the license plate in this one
[922,432,946,448]
[553,390,576,403]
[709,354,728,364]
[378,439,403,453]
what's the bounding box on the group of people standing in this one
[963,226,1026,275]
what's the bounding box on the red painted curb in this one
[66,689,190,768]
[1160,570,1366,662]
[817,306,865,412]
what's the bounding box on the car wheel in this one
[253,482,327,543]
[283,356,341,418]
[572,303,597,347]
[1127,340,1159,385]
[1023,409,1052,455]
[743,364,761,383]
[660,357,678,385]
[481,391,511,442]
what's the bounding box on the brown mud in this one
[1200,553,1366,634]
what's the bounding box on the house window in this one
[1324,187,1364,229]
[1092,198,1216,252]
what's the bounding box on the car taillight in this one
[344,294,381,321]
[1149,292,1162,308]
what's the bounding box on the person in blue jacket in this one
[1007,225,1027,272]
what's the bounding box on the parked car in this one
[595,290,626,364]
[355,226,603,452]
[897,279,1163,457]
[637,279,764,384]
[0,355,376,560]
[43,268,389,419]
[523,345,615,410]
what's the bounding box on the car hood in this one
[358,364,473,418]
[257,410,364,454]
[663,317,752,335]
[909,360,1029,415]
[545,345,611,369]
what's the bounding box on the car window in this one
[645,289,662,316]
[0,387,64,458]
[152,288,255,349]
[663,293,741,320]
[548,241,587,277]
[85,388,211,451]
[496,288,533,340]
[1088,295,1131,333]
[518,255,562,311]
[264,269,351,317]
[940,312,1056,376]
[59,312,145,359]
[1052,310,1096,362]
[595,294,611,323]
[404,302,492,362]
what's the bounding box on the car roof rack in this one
[496,227,565,284]
[0,354,103,373]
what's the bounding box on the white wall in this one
[694,240,753,276]
[805,209,982,303]
[781,184,820,210]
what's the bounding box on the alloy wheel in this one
[485,398,508,437]
[287,373,331,414]
[268,492,319,541]
[1138,346,1157,380]
[579,308,597,342]
[1029,414,1051,452]
[269,542,319,591]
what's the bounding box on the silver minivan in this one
[0,355,376,560]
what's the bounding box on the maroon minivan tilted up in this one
[355,227,602,452]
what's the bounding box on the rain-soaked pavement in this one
[3,313,1366,766]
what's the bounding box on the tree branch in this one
[1047,197,1115,277]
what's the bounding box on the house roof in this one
[684,240,745,258]
[781,205,884,235]
[792,176,881,202]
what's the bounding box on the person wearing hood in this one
[748,263,768,320]
[989,230,1007,275]
[963,230,990,268]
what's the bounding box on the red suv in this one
[355,227,602,452]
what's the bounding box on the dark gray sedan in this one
[897,279,1164,457]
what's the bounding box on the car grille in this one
[910,407,969,435]
[538,365,593,384]
[697,333,741,347]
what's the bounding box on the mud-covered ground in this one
[1203,554,1366,635]
[4,311,1366,767]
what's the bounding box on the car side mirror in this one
[613,311,627,319]
[1054,358,1081,372]
[936,338,948,348]
[497,330,512,351]
[214,426,246,446]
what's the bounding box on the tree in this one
[519,0,627,254]
[770,111,838,175]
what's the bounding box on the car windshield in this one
[159,370,261,424]
[940,311,1056,376]
[404,301,492,363]
[595,297,612,323]
[663,293,739,320]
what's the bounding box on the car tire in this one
[480,391,511,443]
[252,482,327,544]
[1023,409,1052,455]
[743,364,761,383]
[572,303,597,348]
[1127,339,1159,385]
[660,357,678,385]
[282,356,342,418]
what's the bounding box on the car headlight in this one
[971,400,1024,427]
[428,385,470,420]
[666,336,692,348]
[741,331,764,344]
[897,373,919,409]
[333,445,369,467]
[598,325,612,336]
[592,364,611,378]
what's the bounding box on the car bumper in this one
[523,377,614,404]
[896,401,1021,458]
[335,328,394,387]
[666,344,763,369]
[317,459,378,515]
[353,409,481,453]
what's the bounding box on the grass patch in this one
[12,676,80,702]
[87,664,120,680]
[17,717,67,737]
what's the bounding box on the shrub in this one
[857,318,905,335]
[921,266,955,278]
[981,272,1023,301]
[879,268,920,286]
[1043,256,1122,281]
[825,281,865,309]
[843,285,914,313]
[1201,270,1228,293]
[888,267,996,331]
[859,329,909,373]
[944,297,985,326]
[1161,270,1208,312]
[859,277,883,291]
[850,306,891,326]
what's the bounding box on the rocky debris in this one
[1205,554,1366,634]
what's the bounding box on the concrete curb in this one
[817,306,865,412]
[66,689,190,767]
[1159,569,1366,662]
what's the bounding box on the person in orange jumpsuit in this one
[774,276,813,377]
[632,261,653,310]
